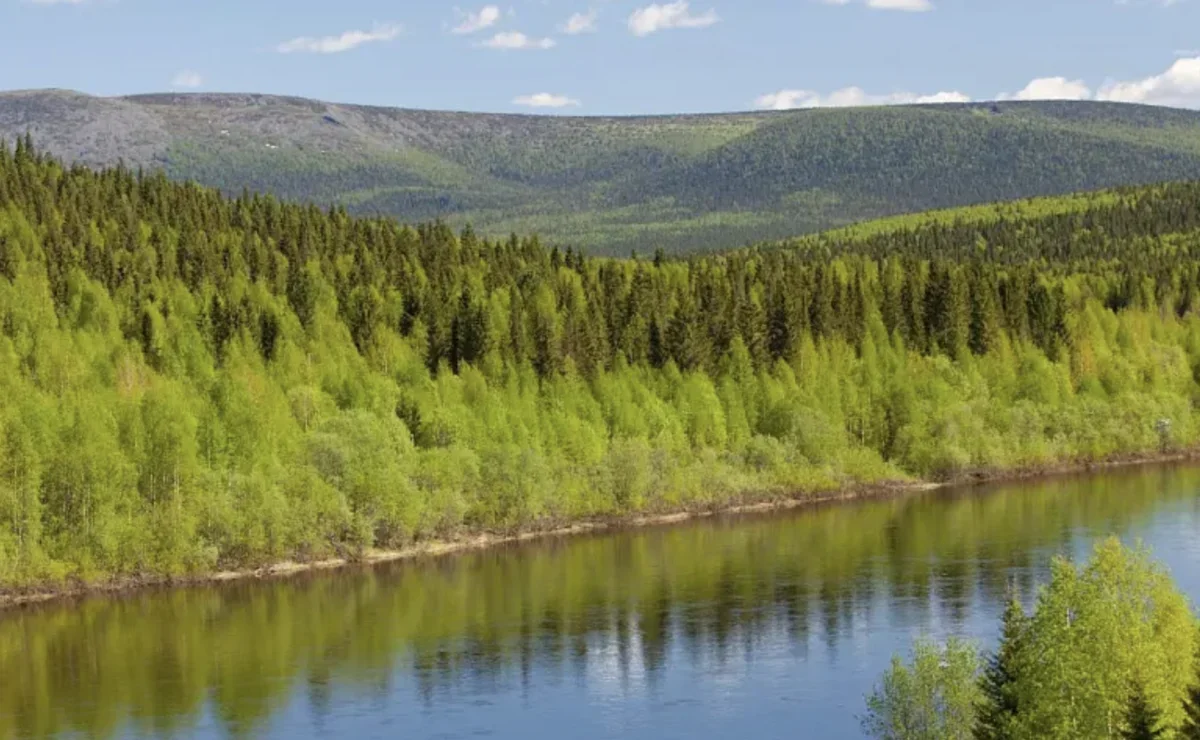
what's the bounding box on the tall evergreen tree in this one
[666,292,710,371]
[975,594,1027,740]
[1122,684,1163,740]
[1181,665,1200,740]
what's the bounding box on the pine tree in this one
[766,282,794,362]
[968,266,1005,356]
[666,292,710,372]
[1123,684,1164,740]
[925,263,970,356]
[809,265,835,339]
[975,594,1027,740]
[1181,667,1200,740]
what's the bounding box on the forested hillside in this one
[3,138,1200,589]
[6,90,1200,252]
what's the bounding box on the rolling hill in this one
[5,89,1200,254]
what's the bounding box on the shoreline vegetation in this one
[3,448,1198,610]
[865,537,1200,740]
[7,140,1200,609]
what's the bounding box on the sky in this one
[0,0,1198,115]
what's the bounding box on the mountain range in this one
[5,89,1200,253]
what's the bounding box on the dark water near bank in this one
[7,464,1200,740]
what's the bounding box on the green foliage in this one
[8,92,1200,253]
[975,595,1028,740]
[872,539,1199,740]
[1123,684,1166,740]
[1012,539,1197,739]
[1182,673,1200,740]
[4,141,1200,586]
[862,637,982,740]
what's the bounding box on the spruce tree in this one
[1123,684,1164,740]
[1181,669,1200,739]
[765,284,793,362]
[665,292,709,371]
[975,594,1027,740]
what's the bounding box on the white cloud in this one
[988,61,1200,108]
[513,93,582,108]
[276,23,402,54]
[562,9,599,34]
[170,70,203,89]
[915,91,973,103]
[628,2,719,36]
[452,5,502,34]
[866,0,934,10]
[754,86,968,110]
[480,31,557,49]
[1003,76,1092,101]
[1096,56,1200,107]
[755,57,1200,114]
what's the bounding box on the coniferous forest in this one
[4,135,1200,588]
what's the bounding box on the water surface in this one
[6,463,1200,740]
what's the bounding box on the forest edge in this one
[4,446,1198,611]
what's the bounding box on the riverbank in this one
[3,447,1199,611]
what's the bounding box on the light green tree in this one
[862,637,981,740]
[1011,538,1197,739]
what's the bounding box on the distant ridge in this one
[5,89,1200,253]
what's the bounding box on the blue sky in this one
[0,0,1198,114]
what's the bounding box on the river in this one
[5,463,1200,739]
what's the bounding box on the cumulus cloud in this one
[562,9,599,34]
[480,31,557,49]
[756,58,1200,114]
[513,93,582,108]
[754,86,969,110]
[452,5,502,34]
[276,24,402,54]
[628,2,719,36]
[915,91,973,103]
[866,0,934,10]
[1096,57,1200,107]
[1002,76,1092,101]
[990,59,1200,108]
[170,70,203,89]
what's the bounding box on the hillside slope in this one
[5,89,1200,253]
[4,143,1200,588]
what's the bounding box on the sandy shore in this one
[3,447,1197,610]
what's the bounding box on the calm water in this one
[7,464,1200,740]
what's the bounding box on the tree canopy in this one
[4,139,1200,587]
[865,539,1200,740]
